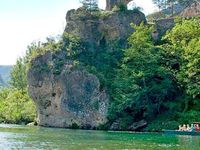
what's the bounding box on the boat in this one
[163,129,200,136]
[163,122,200,136]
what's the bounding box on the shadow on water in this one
[0,124,200,150]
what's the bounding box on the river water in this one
[0,124,200,150]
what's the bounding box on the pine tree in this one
[80,0,98,11]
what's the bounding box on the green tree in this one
[110,23,178,128]
[153,0,195,15]
[163,18,200,109]
[10,58,27,93]
[80,0,99,11]
[153,0,167,10]
[0,88,36,123]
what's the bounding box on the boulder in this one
[110,120,121,130]
[128,120,147,131]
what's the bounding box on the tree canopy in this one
[80,0,99,11]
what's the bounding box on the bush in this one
[0,88,36,124]
[177,111,200,124]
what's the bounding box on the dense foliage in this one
[0,57,36,124]
[107,23,179,130]
[0,88,36,124]
[160,19,200,120]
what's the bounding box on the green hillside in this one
[0,75,5,86]
[0,65,12,86]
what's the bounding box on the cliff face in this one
[65,8,146,51]
[28,52,109,128]
[179,0,200,17]
[28,8,146,128]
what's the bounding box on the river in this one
[0,124,200,150]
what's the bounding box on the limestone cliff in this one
[65,8,146,51]
[28,7,146,128]
[28,52,109,128]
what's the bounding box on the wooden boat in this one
[163,122,200,136]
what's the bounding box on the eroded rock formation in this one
[28,52,109,128]
[28,7,146,128]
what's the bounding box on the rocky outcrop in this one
[110,119,147,131]
[28,8,146,129]
[128,120,147,131]
[179,0,200,17]
[28,52,109,128]
[65,8,146,51]
[106,0,132,11]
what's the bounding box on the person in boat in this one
[182,124,187,131]
[190,124,195,132]
[178,125,182,131]
[195,124,200,132]
[186,124,191,131]
[178,124,187,131]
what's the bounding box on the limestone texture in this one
[28,52,109,128]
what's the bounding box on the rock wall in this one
[28,52,109,128]
[155,18,175,37]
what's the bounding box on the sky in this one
[0,0,158,65]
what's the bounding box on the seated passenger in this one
[190,124,195,132]
[178,125,182,131]
[186,124,191,131]
[195,124,200,132]
[182,124,187,131]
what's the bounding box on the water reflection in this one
[177,135,200,149]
